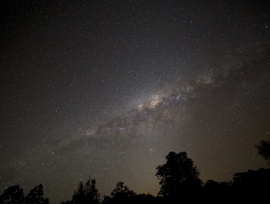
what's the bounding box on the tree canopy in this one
[1,147,270,204]
[156,151,202,197]
[62,177,100,204]
[102,182,136,204]
[0,184,49,204]
[256,139,270,163]
[0,185,24,204]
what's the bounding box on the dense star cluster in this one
[1,1,270,203]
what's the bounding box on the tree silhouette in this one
[0,185,24,204]
[231,168,270,201]
[102,182,136,204]
[232,168,270,190]
[256,140,270,163]
[156,151,202,198]
[0,184,49,204]
[133,193,161,204]
[111,182,136,198]
[203,180,232,202]
[72,181,85,204]
[25,184,49,204]
[84,179,100,203]
[62,177,100,204]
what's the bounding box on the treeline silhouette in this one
[0,184,49,204]
[1,139,270,204]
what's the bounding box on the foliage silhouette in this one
[133,193,163,204]
[202,180,232,202]
[230,168,270,202]
[2,149,270,204]
[111,182,136,198]
[102,182,136,204]
[61,177,100,204]
[0,184,49,204]
[25,184,49,204]
[156,151,202,199]
[0,185,24,204]
[256,139,270,163]
[232,168,270,191]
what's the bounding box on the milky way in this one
[61,44,270,148]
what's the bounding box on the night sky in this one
[1,0,270,203]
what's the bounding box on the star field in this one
[1,1,270,203]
